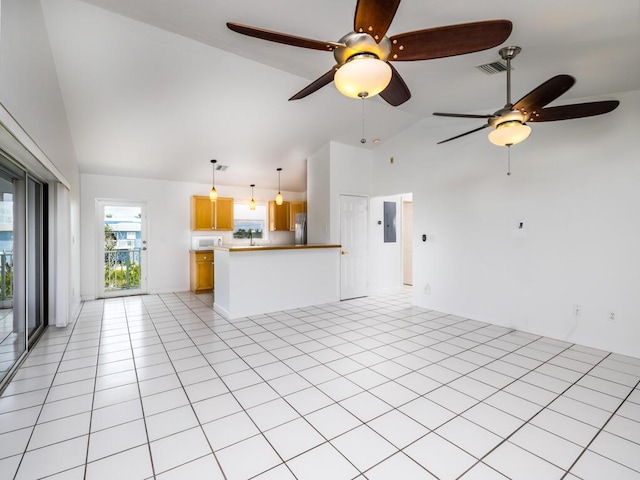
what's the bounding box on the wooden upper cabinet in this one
[289,201,307,231]
[269,200,290,231]
[214,197,234,230]
[191,195,234,231]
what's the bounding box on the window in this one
[233,203,266,240]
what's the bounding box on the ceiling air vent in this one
[215,164,228,171]
[476,60,509,75]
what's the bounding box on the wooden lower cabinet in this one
[190,250,214,293]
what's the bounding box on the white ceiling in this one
[39,0,640,192]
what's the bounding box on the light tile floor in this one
[1,290,639,479]
[0,308,22,381]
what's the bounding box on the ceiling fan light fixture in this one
[334,54,392,99]
[488,120,531,146]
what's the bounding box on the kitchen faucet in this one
[249,229,254,246]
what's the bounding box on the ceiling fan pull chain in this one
[506,144,512,176]
[360,93,366,143]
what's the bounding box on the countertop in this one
[213,244,341,253]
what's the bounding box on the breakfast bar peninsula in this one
[212,244,341,319]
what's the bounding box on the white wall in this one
[307,143,330,244]
[308,142,408,295]
[80,173,304,300]
[0,0,82,320]
[308,140,376,246]
[372,89,640,357]
[329,142,372,245]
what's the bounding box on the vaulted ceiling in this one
[40,0,640,192]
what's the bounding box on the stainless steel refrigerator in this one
[294,212,307,245]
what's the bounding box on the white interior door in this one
[97,200,148,298]
[340,195,368,300]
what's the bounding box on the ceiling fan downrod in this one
[499,46,521,107]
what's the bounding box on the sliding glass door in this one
[0,157,46,387]
[27,177,45,338]
[0,167,22,383]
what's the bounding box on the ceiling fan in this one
[227,0,512,106]
[434,46,620,145]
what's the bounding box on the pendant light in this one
[209,159,218,201]
[275,168,283,206]
[249,184,256,210]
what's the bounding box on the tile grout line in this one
[159,292,306,479]
[180,294,543,478]
[192,295,640,479]
[4,290,639,479]
[119,296,159,480]
[455,350,621,479]
[190,295,567,477]
[178,292,378,477]
[146,293,233,479]
[9,301,92,480]
[559,376,640,479]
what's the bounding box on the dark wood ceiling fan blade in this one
[513,75,575,116]
[379,64,411,106]
[226,22,341,51]
[354,0,401,42]
[437,124,489,144]
[289,68,337,101]
[527,100,620,122]
[389,20,512,61]
[433,112,495,119]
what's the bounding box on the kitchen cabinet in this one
[191,196,234,231]
[289,201,307,231]
[190,250,214,293]
[269,200,290,231]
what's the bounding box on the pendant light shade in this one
[250,184,256,211]
[334,54,392,99]
[209,159,218,201]
[275,168,283,206]
[488,121,531,146]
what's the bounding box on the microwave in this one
[192,236,222,250]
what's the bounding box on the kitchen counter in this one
[213,244,340,252]
[213,244,341,319]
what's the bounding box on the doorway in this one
[340,195,368,300]
[97,200,147,298]
[402,200,413,285]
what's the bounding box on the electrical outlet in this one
[572,304,581,316]
[608,311,616,322]
[424,284,431,295]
